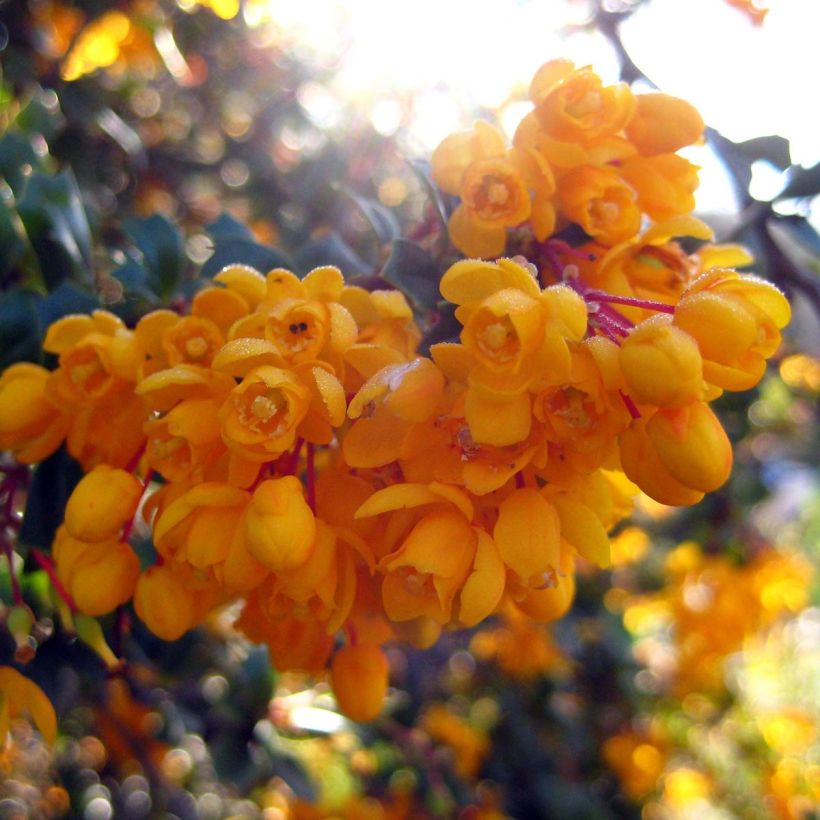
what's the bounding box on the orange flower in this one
[558,165,641,246]
[432,121,531,257]
[0,363,68,463]
[219,366,311,463]
[344,358,445,468]
[619,154,699,221]
[63,465,143,542]
[529,59,635,144]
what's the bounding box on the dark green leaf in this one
[770,214,820,256]
[418,303,459,357]
[293,232,370,277]
[123,214,185,299]
[0,288,42,368]
[34,281,99,330]
[112,258,159,303]
[0,132,47,196]
[16,169,93,288]
[778,163,820,200]
[735,135,791,170]
[0,194,26,280]
[381,239,441,307]
[200,238,293,279]
[207,213,255,241]
[339,188,400,243]
[19,447,84,551]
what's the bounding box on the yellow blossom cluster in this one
[432,59,704,258]
[0,59,792,724]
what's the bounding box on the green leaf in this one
[15,89,65,143]
[123,214,185,299]
[381,239,441,307]
[0,288,42,368]
[293,232,369,278]
[19,447,84,551]
[201,238,293,279]
[16,169,93,289]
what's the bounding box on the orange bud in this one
[620,316,703,407]
[331,644,389,722]
[134,565,197,641]
[626,93,704,156]
[243,477,316,571]
[64,466,143,542]
[646,402,733,493]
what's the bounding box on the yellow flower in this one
[558,165,641,246]
[494,488,560,589]
[162,315,225,368]
[619,153,699,221]
[152,482,267,591]
[529,59,635,144]
[144,397,225,483]
[646,401,733,493]
[243,477,316,571]
[44,310,139,405]
[330,644,389,722]
[432,121,530,257]
[219,365,311,462]
[344,358,445,468]
[0,363,68,463]
[0,666,57,747]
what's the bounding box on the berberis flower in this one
[0,57,790,726]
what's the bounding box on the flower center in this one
[591,199,620,225]
[184,336,209,360]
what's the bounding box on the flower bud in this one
[620,316,703,407]
[331,644,389,722]
[646,401,733,493]
[134,565,196,641]
[244,477,315,571]
[64,466,142,543]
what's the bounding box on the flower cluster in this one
[0,59,791,725]
[432,59,704,258]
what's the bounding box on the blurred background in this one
[0,0,818,817]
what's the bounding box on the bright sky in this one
[248,0,819,213]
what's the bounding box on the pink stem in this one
[31,548,77,613]
[585,290,676,314]
[124,441,147,474]
[619,391,642,420]
[1,536,23,606]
